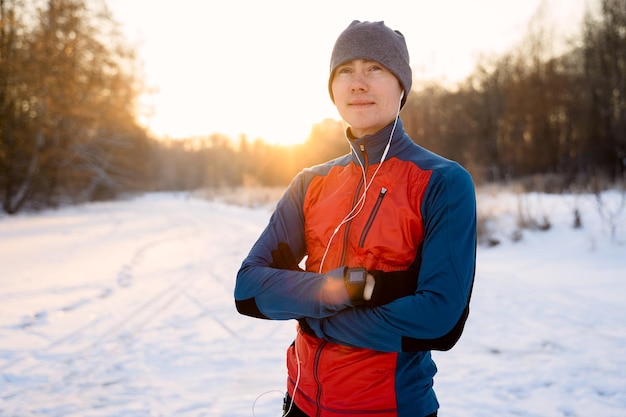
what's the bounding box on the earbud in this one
[400,91,405,100]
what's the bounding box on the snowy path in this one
[1,192,625,417]
[0,195,293,416]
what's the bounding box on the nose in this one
[349,72,368,93]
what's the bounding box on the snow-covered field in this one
[1,190,624,417]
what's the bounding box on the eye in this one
[368,64,384,73]
[336,65,353,75]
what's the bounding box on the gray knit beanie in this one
[329,20,412,108]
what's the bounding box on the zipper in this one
[313,340,328,417]
[313,146,386,415]
[339,144,368,266]
[358,187,388,247]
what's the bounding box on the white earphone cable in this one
[318,97,402,273]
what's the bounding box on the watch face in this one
[348,268,366,283]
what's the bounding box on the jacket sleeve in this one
[234,171,353,320]
[305,165,476,352]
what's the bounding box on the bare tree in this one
[581,0,626,178]
[0,0,151,213]
[0,0,42,213]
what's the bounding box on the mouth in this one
[348,100,375,108]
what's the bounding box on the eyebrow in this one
[338,59,381,67]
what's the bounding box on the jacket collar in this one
[347,118,406,166]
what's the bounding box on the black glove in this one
[297,318,317,337]
[365,270,418,308]
[269,242,303,271]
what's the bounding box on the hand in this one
[298,318,322,337]
[365,270,418,308]
[269,242,303,271]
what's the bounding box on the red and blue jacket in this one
[235,119,476,417]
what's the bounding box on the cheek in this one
[331,82,343,102]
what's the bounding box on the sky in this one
[106,0,586,145]
[0,189,624,415]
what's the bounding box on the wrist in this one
[344,267,367,305]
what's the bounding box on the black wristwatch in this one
[344,267,367,305]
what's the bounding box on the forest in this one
[1,0,625,214]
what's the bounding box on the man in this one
[235,20,476,417]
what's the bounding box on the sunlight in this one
[109,0,584,146]
[138,90,339,145]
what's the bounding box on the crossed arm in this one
[234,169,476,352]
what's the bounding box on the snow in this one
[1,190,625,417]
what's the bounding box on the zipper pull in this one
[359,144,368,168]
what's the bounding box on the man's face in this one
[331,59,403,138]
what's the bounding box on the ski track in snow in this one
[0,191,625,417]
